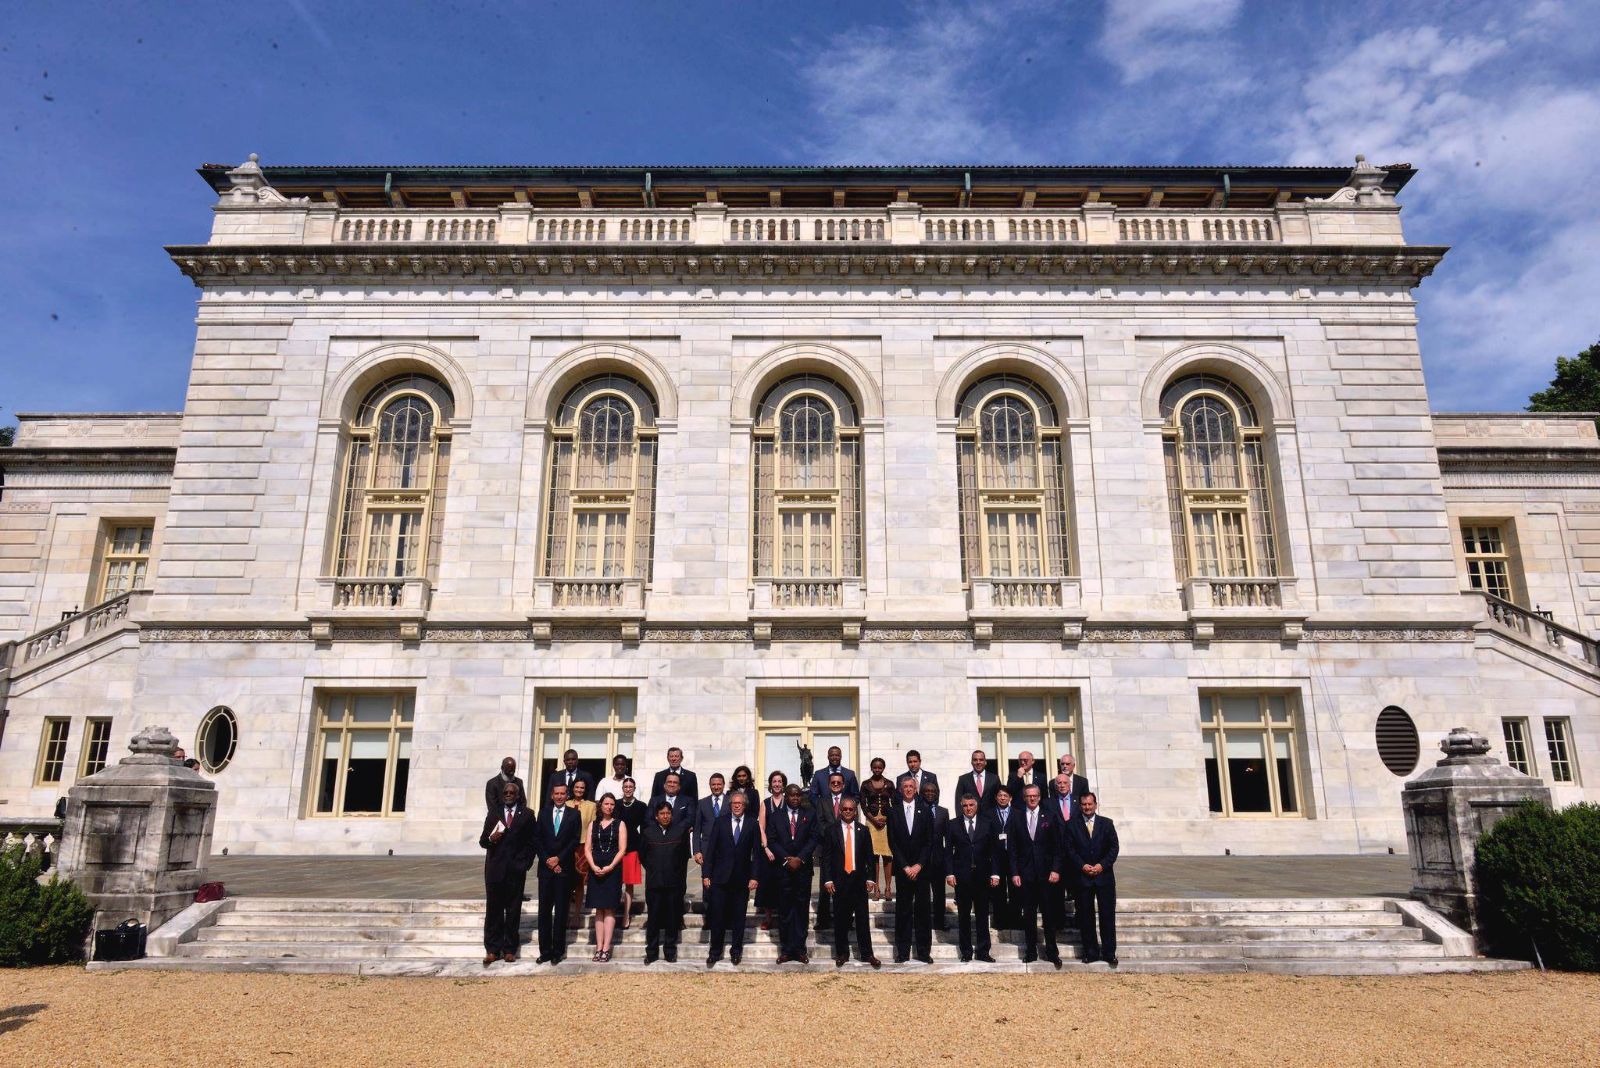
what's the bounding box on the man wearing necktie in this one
[990,786,1018,930]
[1062,791,1120,966]
[813,771,850,932]
[534,782,582,965]
[1051,772,1082,927]
[693,772,729,862]
[895,749,940,804]
[821,796,881,968]
[479,780,535,965]
[945,792,1002,962]
[700,790,761,967]
[547,748,595,802]
[768,783,818,964]
[920,778,951,932]
[888,775,936,963]
[1007,784,1063,967]
[807,745,859,807]
[956,749,1001,812]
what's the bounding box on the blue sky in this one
[3,0,1599,422]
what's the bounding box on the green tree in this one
[0,406,13,446]
[1528,339,1600,425]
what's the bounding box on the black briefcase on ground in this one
[94,919,147,961]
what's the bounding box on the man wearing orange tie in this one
[820,796,881,968]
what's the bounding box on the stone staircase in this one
[89,894,1527,976]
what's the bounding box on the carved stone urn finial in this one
[220,153,307,206]
[125,724,181,764]
[1437,725,1493,765]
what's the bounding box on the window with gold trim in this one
[36,718,70,785]
[79,718,113,777]
[1501,718,1535,776]
[541,376,658,582]
[98,523,153,603]
[1161,375,1279,580]
[310,692,413,817]
[752,376,862,580]
[534,690,637,795]
[756,691,857,787]
[1462,523,1515,602]
[331,375,453,581]
[978,691,1080,781]
[1544,718,1579,784]
[1201,693,1302,817]
[956,375,1071,580]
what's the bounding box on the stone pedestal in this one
[1402,726,1550,935]
[56,725,217,939]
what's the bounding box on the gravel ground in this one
[2,968,1596,1066]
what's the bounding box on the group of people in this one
[479,745,1119,968]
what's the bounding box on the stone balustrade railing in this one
[751,578,867,613]
[1183,577,1296,611]
[1,821,63,870]
[1479,591,1600,667]
[230,200,1401,250]
[329,577,431,611]
[20,590,145,665]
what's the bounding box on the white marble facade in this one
[1,158,1595,856]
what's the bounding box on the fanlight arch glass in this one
[1160,374,1279,579]
[543,375,658,581]
[333,374,454,581]
[955,374,1071,580]
[752,374,863,579]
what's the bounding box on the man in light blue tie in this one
[534,782,582,964]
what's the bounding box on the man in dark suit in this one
[480,778,536,964]
[1007,749,1048,802]
[946,792,1001,962]
[1063,791,1120,966]
[813,770,851,931]
[920,778,950,931]
[533,782,582,965]
[547,749,595,801]
[807,746,859,807]
[485,756,526,814]
[700,789,760,967]
[1008,784,1064,967]
[767,782,818,964]
[989,785,1019,930]
[648,771,693,833]
[820,796,881,968]
[895,749,939,802]
[650,746,699,805]
[692,773,730,864]
[888,774,936,963]
[955,749,1001,812]
[1047,771,1087,933]
[638,800,692,963]
[1057,754,1091,801]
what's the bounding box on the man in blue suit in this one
[1063,791,1120,966]
[1007,784,1064,967]
[767,782,818,964]
[807,745,859,806]
[945,792,1002,962]
[533,782,582,965]
[888,774,937,963]
[700,789,761,967]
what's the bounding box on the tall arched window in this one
[752,375,863,580]
[956,374,1071,580]
[543,375,658,581]
[1161,374,1279,579]
[333,374,453,582]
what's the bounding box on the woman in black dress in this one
[616,776,648,929]
[729,765,760,812]
[754,769,788,930]
[584,793,627,962]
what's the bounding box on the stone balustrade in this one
[1479,591,1600,667]
[19,590,146,666]
[0,821,62,870]
[1183,576,1293,611]
[751,577,866,614]
[328,577,430,611]
[532,577,645,612]
[967,576,1083,613]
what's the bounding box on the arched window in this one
[752,375,863,580]
[333,374,453,582]
[543,375,658,581]
[1160,374,1278,579]
[956,375,1071,580]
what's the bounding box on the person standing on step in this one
[1007,750,1048,802]
[813,770,851,932]
[534,781,582,965]
[617,777,647,930]
[700,789,761,968]
[767,782,818,964]
[956,749,1001,812]
[920,778,951,931]
[1008,784,1064,967]
[946,792,1001,963]
[1049,771,1086,941]
[649,770,692,833]
[755,770,789,932]
[820,795,881,968]
[807,745,858,808]
[1063,791,1119,967]
[859,757,895,902]
[888,774,936,964]
[566,777,598,928]
[480,778,536,965]
[485,756,526,814]
[548,748,595,801]
[651,746,699,806]
[896,749,939,803]
[990,785,1018,930]
[584,793,627,962]
[728,764,761,813]
[693,772,729,867]
[637,799,692,963]
[594,753,631,802]
[1057,753,1090,801]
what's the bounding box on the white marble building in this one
[1,157,1594,856]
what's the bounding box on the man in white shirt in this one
[594,753,630,802]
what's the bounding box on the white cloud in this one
[1097,0,1243,83]
[794,1,1048,162]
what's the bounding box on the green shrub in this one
[0,843,94,967]
[1475,801,1600,971]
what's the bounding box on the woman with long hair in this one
[566,776,598,927]
[729,764,760,811]
[584,793,627,962]
[616,776,647,928]
[754,769,788,931]
[859,756,895,901]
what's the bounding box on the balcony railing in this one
[1480,592,1600,668]
[325,577,431,611]
[21,590,145,664]
[751,578,866,613]
[967,577,1083,614]
[533,578,645,612]
[0,822,62,871]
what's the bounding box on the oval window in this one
[198,706,238,774]
[1376,706,1419,776]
